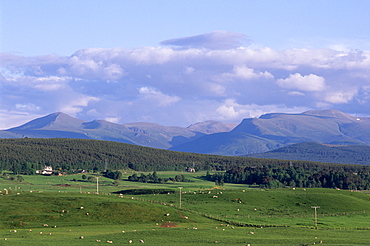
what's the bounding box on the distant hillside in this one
[3,109,370,156]
[1,112,235,149]
[2,138,370,190]
[0,138,272,172]
[171,109,370,155]
[1,138,365,174]
[248,142,370,165]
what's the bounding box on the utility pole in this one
[96,177,99,194]
[179,187,183,208]
[311,206,320,229]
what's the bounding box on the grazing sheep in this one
[43,224,49,227]
[139,239,145,243]
[107,240,113,243]
[213,195,218,198]
[79,236,84,239]
[96,240,101,242]
[249,231,254,234]
[128,240,133,243]
[165,213,170,216]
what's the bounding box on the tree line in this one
[1,138,370,190]
[205,163,370,190]
[127,171,191,183]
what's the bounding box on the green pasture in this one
[1,172,370,245]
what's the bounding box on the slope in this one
[171,109,370,155]
[249,142,370,165]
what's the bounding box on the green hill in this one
[249,142,370,165]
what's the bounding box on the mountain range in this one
[0,112,237,150]
[1,109,370,156]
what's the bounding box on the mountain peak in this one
[187,120,237,134]
[10,112,85,130]
[301,109,356,120]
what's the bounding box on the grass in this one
[1,172,370,245]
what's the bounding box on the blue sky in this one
[1,0,370,129]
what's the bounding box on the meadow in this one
[0,171,369,245]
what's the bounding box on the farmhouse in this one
[186,167,195,172]
[36,166,53,175]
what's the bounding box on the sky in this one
[1,0,370,129]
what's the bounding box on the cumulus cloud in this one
[138,87,180,106]
[1,32,370,129]
[218,65,274,82]
[277,73,326,92]
[160,31,250,50]
[324,89,357,104]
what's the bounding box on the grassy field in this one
[1,171,370,245]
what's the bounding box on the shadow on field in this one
[113,189,175,195]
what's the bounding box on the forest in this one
[205,163,370,190]
[1,138,370,190]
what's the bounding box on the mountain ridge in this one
[170,109,370,155]
[1,112,236,149]
[2,109,370,156]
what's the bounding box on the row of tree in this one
[127,171,191,183]
[205,164,370,190]
[1,138,370,190]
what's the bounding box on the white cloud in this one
[277,73,326,92]
[15,103,40,111]
[288,91,305,96]
[138,87,180,106]
[218,65,273,82]
[324,89,357,104]
[216,99,311,121]
[0,110,43,129]
[183,66,195,74]
[1,33,370,128]
[105,117,120,123]
[58,95,100,116]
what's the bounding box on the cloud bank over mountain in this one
[1,31,370,129]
